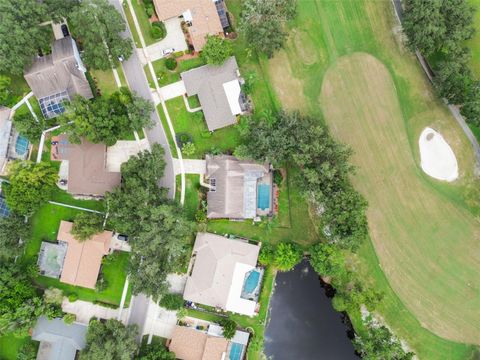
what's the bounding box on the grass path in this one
[255,0,480,357]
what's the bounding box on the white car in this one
[162,48,175,56]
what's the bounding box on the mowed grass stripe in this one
[320,53,480,344]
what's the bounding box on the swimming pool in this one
[243,269,261,294]
[257,183,271,210]
[229,343,244,360]
[15,135,29,156]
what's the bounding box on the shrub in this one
[201,35,233,65]
[181,142,196,157]
[44,287,63,305]
[63,313,76,324]
[17,341,37,360]
[258,243,275,266]
[145,4,154,17]
[159,293,184,310]
[219,318,237,339]
[151,21,166,39]
[68,293,79,302]
[165,57,177,70]
[96,274,109,292]
[176,308,188,320]
[309,242,346,279]
[274,242,302,271]
[273,170,283,186]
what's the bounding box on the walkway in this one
[391,0,480,171]
[173,159,206,175]
[108,0,176,198]
[62,298,129,324]
[159,80,186,101]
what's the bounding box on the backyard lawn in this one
[164,97,241,159]
[0,335,38,360]
[249,0,480,357]
[23,201,130,307]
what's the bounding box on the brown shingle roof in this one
[51,135,121,196]
[58,221,111,289]
[153,0,223,50]
[168,326,228,360]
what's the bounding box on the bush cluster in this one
[159,293,184,310]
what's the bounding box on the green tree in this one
[0,0,50,75]
[240,0,297,57]
[13,112,45,143]
[274,242,302,271]
[258,243,275,266]
[201,36,233,65]
[44,0,80,23]
[59,89,153,146]
[219,318,237,340]
[332,281,382,314]
[159,293,184,310]
[402,0,445,55]
[71,212,104,241]
[81,319,139,360]
[440,0,475,53]
[309,242,346,279]
[69,0,132,70]
[461,81,480,126]
[0,75,11,106]
[17,341,37,360]
[4,161,58,215]
[0,263,61,336]
[137,343,176,360]
[0,213,29,261]
[128,203,194,299]
[121,144,165,192]
[353,321,415,360]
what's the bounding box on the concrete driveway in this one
[144,17,188,63]
[106,139,150,172]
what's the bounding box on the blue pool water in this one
[229,343,244,360]
[257,183,271,210]
[15,136,29,156]
[243,270,260,294]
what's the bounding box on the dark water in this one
[264,260,358,360]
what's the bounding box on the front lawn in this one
[145,57,207,88]
[129,0,158,46]
[164,97,241,159]
[176,174,202,220]
[90,68,118,96]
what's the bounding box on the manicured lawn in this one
[23,202,130,307]
[176,174,202,220]
[467,0,480,77]
[164,97,241,159]
[90,68,118,96]
[129,0,158,46]
[0,73,30,107]
[248,0,480,357]
[0,335,38,360]
[123,1,142,47]
[145,57,207,88]
[50,188,105,212]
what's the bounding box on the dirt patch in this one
[292,29,318,66]
[320,52,480,344]
[268,50,306,111]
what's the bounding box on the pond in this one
[264,260,358,360]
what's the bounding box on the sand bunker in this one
[419,127,458,181]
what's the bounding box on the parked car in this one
[61,24,69,37]
[162,48,175,56]
[117,234,128,242]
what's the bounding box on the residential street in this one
[107,0,175,198]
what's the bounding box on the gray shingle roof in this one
[32,316,87,360]
[205,155,269,219]
[181,56,241,131]
[24,37,93,100]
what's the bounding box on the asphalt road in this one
[108,0,175,198]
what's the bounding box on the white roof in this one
[225,262,257,316]
[183,9,193,22]
[222,79,242,115]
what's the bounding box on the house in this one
[181,57,247,131]
[167,324,249,360]
[183,233,262,316]
[51,135,121,196]
[38,220,112,289]
[24,36,93,119]
[204,155,272,220]
[152,0,227,51]
[0,107,31,175]
[31,316,87,360]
